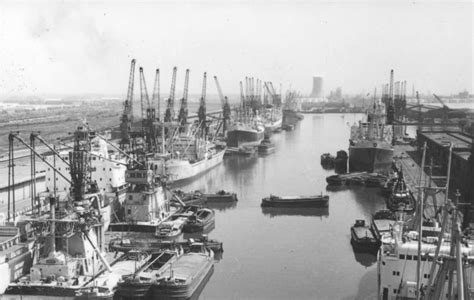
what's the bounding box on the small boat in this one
[261,194,329,208]
[225,146,256,156]
[386,170,416,213]
[320,153,335,168]
[334,150,348,173]
[109,236,224,254]
[350,219,381,252]
[116,250,180,300]
[203,190,238,202]
[365,173,387,187]
[282,124,295,131]
[155,219,186,239]
[258,139,276,153]
[172,190,203,205]
[326,174,346,185]
[152,249,214,299]
[182,208,215,233]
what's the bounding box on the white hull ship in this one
[165,136,225,183]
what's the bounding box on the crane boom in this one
[198,72,207,136]
[120,59,136,149]
[178,69,190,130]
[213,76,225,106]
[126,59,136,121]
[433,93,449,109]
[139,67,151,119]
[164,67,177,122]
[152,68,160,120]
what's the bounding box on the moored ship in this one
[226,121,265,148]
[349,102,393,173]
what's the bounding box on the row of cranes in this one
[119,59,231,155]
[238,77,282,118]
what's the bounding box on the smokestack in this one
[310,76,323,98]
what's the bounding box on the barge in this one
[350,219,381,252]
[261,194,329,208]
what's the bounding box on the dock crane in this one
[433,93,450,122]
[197,72,207,137]
[178,69,190,132]
[140,67,159,152]
[151,68,160,121]
[120,59,136,150]
[139,67,151,121]
[213,76,231,135]
[164,67,177,123]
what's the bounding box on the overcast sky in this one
[0,0,472,98]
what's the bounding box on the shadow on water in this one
[351,246,378,268]
[342,267,378,300]
[183,222,215,240]
[261,206,329,218]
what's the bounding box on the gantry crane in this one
[120,59,136,149]
[213,75,231,134]
[178,69,190,132]
[164,67,177,123]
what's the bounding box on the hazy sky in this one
[0,0,472,98]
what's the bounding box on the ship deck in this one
[393,144,447,221]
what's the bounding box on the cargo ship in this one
[349,103,393,173]
[226,120,265,148]
[3,127,118,300]
[165,136,226,183]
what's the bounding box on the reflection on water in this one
[261,206,329,218]
[205,201,237,212]
[155,114,386,299]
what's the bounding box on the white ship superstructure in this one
[378,223,474,299]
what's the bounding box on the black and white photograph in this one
[0,0,473,299]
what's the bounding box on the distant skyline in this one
[0,0,472,98]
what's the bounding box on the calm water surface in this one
[177,114,387,300]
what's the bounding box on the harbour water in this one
[176,113,386,300]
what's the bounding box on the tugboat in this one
[261,194,329,208]
[350,220,380,252]
[182,208,215,233]
[386,170,415,213]
[152,249,214,299]
[320,153,335,169]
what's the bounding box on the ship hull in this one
[226,129,264,148]
[349,143,393,173]
[282,109,303,126]
[165,149,225,183]
[264,118,282,135]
